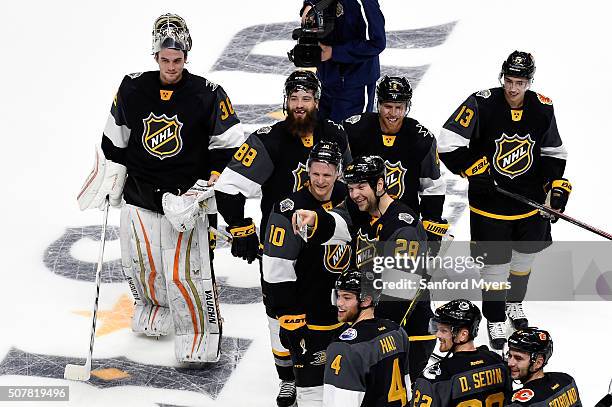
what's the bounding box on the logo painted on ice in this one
[142,113,183,160]
[384,160,407,199]
[493,133,534,179]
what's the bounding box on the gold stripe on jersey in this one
[470,206,539,220]
[272,348,291,357]
[510,269,531,276]
[307,322,345,331]
[409,335,436,342]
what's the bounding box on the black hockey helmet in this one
[376,75,413,106]
[501,51,536,80]
[334,268,382,307]
[431,299,481,340]
[152,13,192,55]
[508,327,553,366]
[307,140,343,173]
[284,70,322,100]
[343,155,386,191]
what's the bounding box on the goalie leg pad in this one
[162,215,222,363]
[121,205,170,334]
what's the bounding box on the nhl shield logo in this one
[384,160,407,199]
[324,244,352,273]
[493,134,534,179]
[356,232,378,269]
[142,113,183,159]
[292,162,309,192]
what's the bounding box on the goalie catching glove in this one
[162,180,216,232]
[542,178,572,223]
[77,148,127,210]
[226,218,260,263]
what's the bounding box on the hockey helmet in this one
[430,299,482,339]
[501,51,536,80]
[508,327,553,366]
[343,155,386,192]
[334,268,382,307]
[376,75,413,106]
[284,70,322,100]
[307,140,343,173]
[152,13,192,54]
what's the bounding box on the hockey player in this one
[323,268,410,407]
[506,328,582,406]
[343,76,447,254]
[214,70,350,406]
[263,141,350,407]
[412,300,513,406]
[293,155,435,385]
[438,50,571,349]
[77,14,245,363]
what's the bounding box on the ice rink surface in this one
[1,0,611,405]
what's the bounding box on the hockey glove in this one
[462,156,495,196]
[279,314,310,364]
[543,179,572,223]
[227,218,260,263]
[422,219,449,257]
[77,148,127,210]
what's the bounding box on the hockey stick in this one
[400,234,454,327]
[595,378,612,407]
[64,199,110,381]
[495,186,612,240]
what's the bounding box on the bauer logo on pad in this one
[493,133,534,179]
[141,113,183,160]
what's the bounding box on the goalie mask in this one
[152,13,192,54]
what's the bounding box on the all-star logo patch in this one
[257,125,272,135]
[493,133,534,179]
[339,328,357,341]
[398,213,414,224]
[128,72,143,79]
[476,89,491,98]
[142,113,183,160]
[279,198,294,213]
[512,389,535,402]
[345,115,361,124]
[384,160,407,199]
[324,244,352,273]
[292,162,308,192]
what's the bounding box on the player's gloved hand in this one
[422,218,449,256]
[226,218,260,263]
[542,179,572,223]
[162,180,215,232]
[462,156,495,195]
[77,148,127,210]
[279,314,310,364]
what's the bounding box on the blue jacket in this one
[305,0,386,88]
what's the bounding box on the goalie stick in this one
[64,199,109,381]
[495,186,612,240]
[595,378,612,407]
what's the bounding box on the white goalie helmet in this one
[152,13,192,54]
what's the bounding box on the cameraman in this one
[300,0,386,123]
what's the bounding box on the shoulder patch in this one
[257,126,272,135]
[512,389,535,402]
[398,213,415,224]
[128,72,143,79]
[345,114,362,125]
[205,78,219,91]
[339,328,357,341]
[536,93,553,105]
[279,198,295,213]
[424,362,442,379]
[476,89,491,98]
[327,119,344,131]
[415,123,433,138]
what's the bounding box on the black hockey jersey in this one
[344,113,445,220]
[323,318,410,407]
[262,182,351,325]
[214,119,351,232]
[507,372,581,407]
[438,88,567,218]
[412,346,513,407]
[101,70,244,213]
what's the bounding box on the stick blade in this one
[64,363,91,381]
